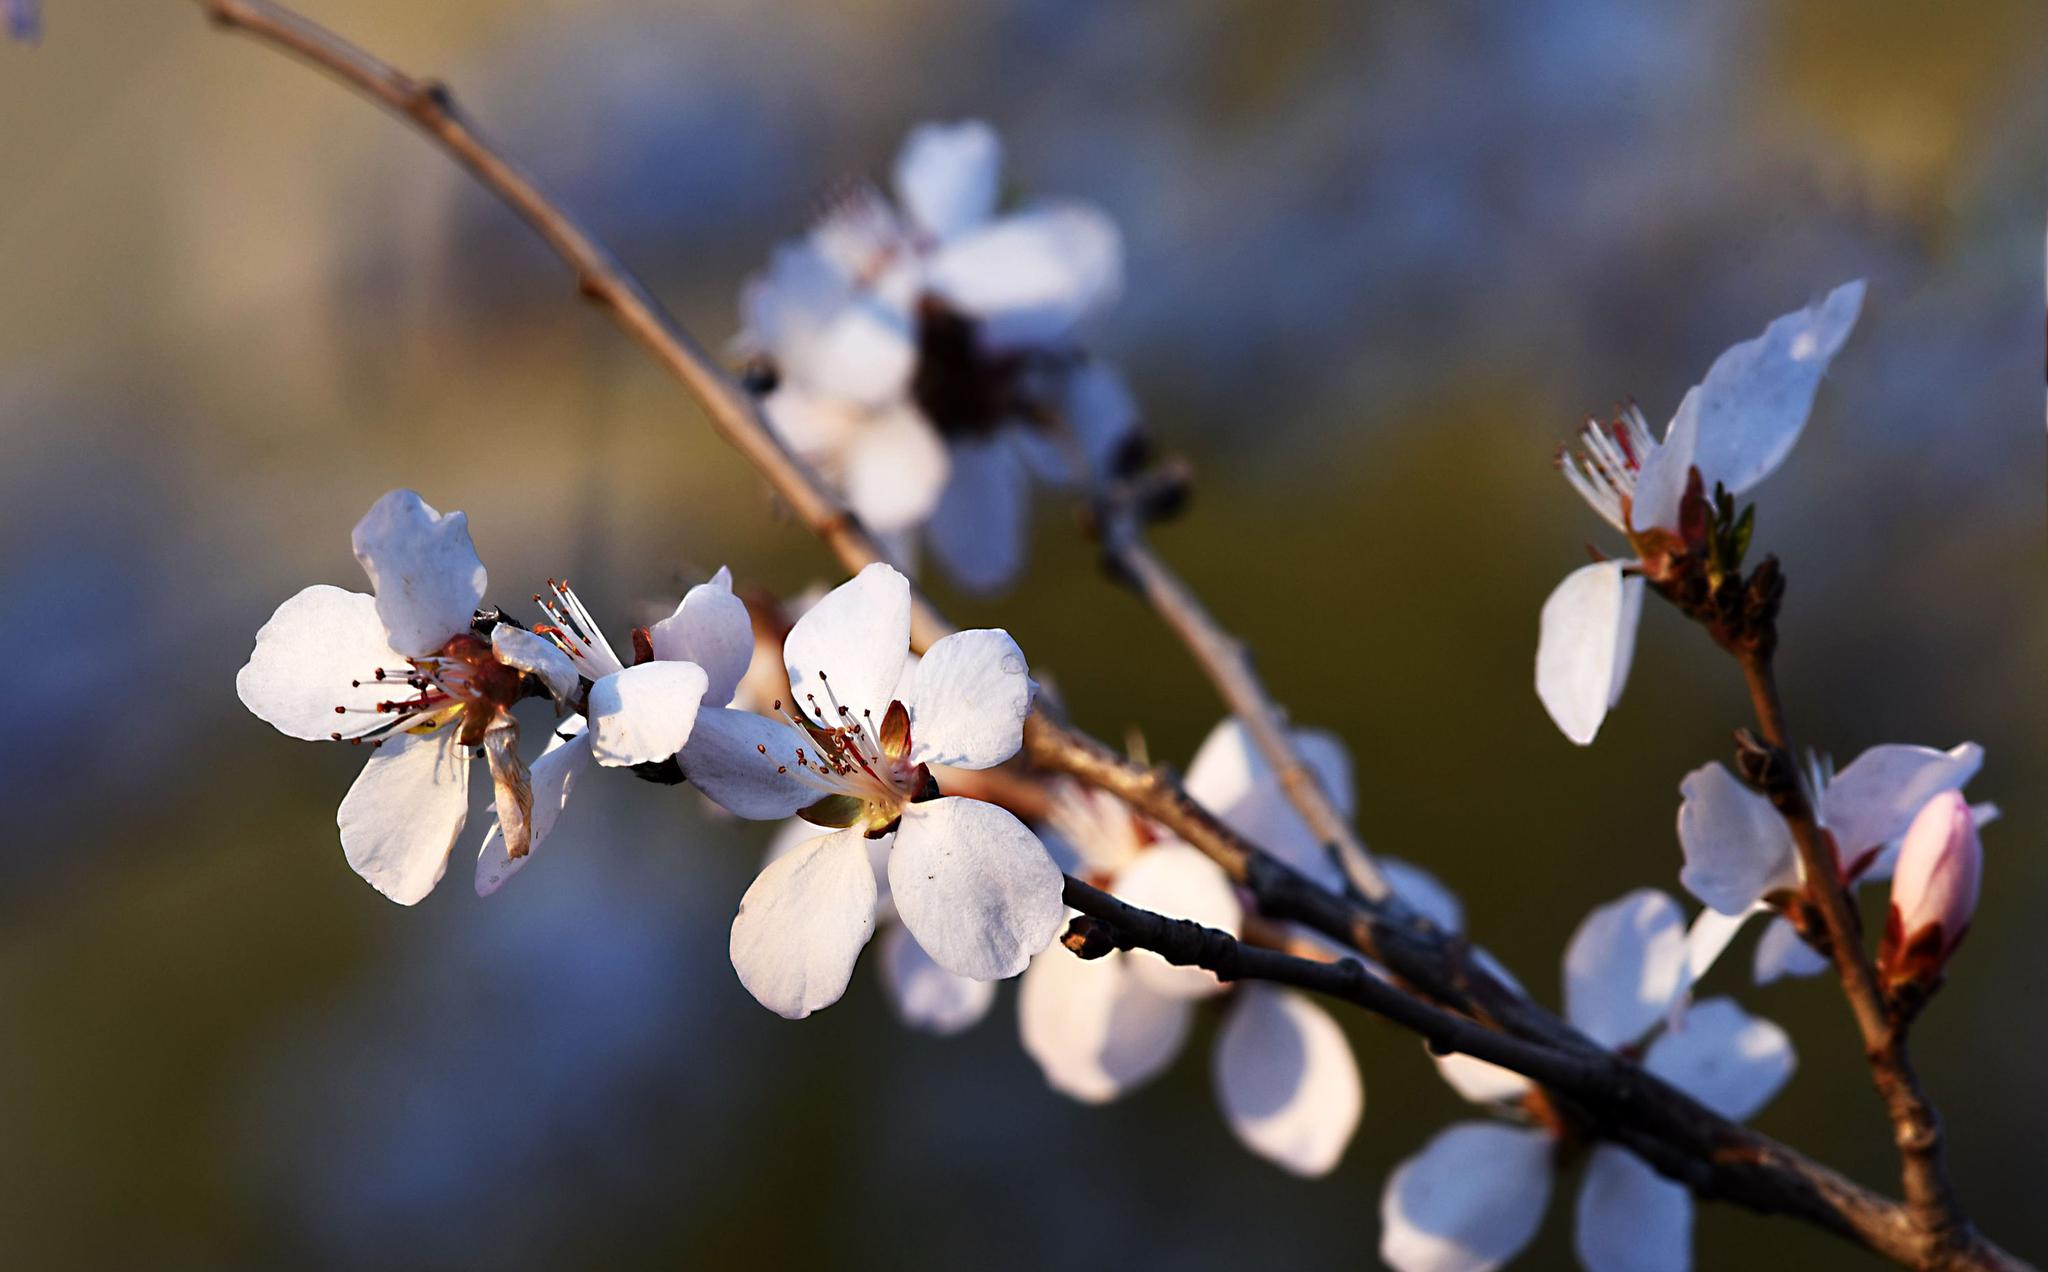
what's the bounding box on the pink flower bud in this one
[1879,791,1982,991]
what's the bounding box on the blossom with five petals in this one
[1536,282,1865,744]
[1383,890,1795,1272]
[739,119,1133,593]
[237,490,580,904]
[678,562,1064,1017]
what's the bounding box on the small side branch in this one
[1740,648,1975,1265]
[1093,488,1393,902]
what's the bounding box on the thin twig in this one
[1094,491,1393,901]
[182,5,2023,1266]
[1740,649,1975,1266]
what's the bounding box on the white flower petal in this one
[647,567,756,708]
[844,404,952,534]
[1383,856,1464,935]
[476,723,594,896]
[1380,1123,1554,1272]
[1183,717,1354,817]
[877,922,996,1035]
[1680,904,1759,992]
[1752,916,1829,985]
[802,184,908,282]
[927,437,1031,595]
[489,624,581,703]
[743,242,915,406]
[1819,742,1983,874]
[1181,718,1354,889]
[349,489,486,658]
[1631,385,1702,534]
[783,562,913,726]
[236,585,410,741]
[675,708,816,820]
[1431,1049,1534,1107]
[1004,424,1075,487]
[905,628,1034,770]
[336,727,471,905]
[924,201,1122,349]
[1645,996,1795,1121]
[893,119,1001,241]
[729,827,879,1019]
[1575,1145,1692,1272]
[1676,762,1801,915]
[1113,842,1242,1000]
[587,661,708,767]
[1681,280,1866,498]
[890,797,1065,981]
[1535,561,1643,746]
[1018,945,1192,1103]
[766,817,895,920]
[1214,986,1363,1177]
[1564,889,1688,1049]
[761,382,860,458]
[1061,358,1140,479]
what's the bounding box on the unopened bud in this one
[1879,791,1982,996]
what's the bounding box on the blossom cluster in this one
[239,494,1066,1014]
[230,118,2002,1271]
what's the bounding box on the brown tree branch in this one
[181,3,2024,1266]
[1058,874,2013,1269]
[1740,648,1975,1265]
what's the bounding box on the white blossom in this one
[739,120,1134,594]
[237,490,577,904]
[1536,283,1865,745]
[1672,743,1989,986]
[1384,889,1795,1272]
[681,563,1063,1016]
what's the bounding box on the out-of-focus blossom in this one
[679,563,1062,1016]
[1383,889,1795,1272]
[1879,791,1983,994]
[1018,721,1391,1177]
[6,0,36,44]
[474,571,744,895]
[237,490,577,903]
[1535,282,1865,745]
[1670,743,1990,986]
[739,120,1133,593]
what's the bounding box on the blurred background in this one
[2,1,2043,1267]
